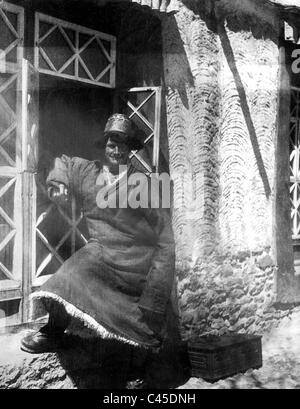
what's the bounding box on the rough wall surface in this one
[218,27,278,253]
[161,1,295,339]
[162,6,220,261]
[0,333,74,389]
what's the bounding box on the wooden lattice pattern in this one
[23,61,39,173]
[33,182,88,288]
[0,1,24,70]
[34,12,116,88]
[0,176,17,280]
[0,72,18,168]
[290,87,300,239]
[0,2,24,311]
[121,87,161,173]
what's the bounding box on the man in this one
[21,114,188,387]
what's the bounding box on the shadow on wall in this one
[115,3,165,88]
[160,14,194,110]
[176,1,272,199]
[217,22,272,199]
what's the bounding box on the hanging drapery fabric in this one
[267,0,300,43]
[178,0,300,43]
[269,0,300,6]
[81,0,179,13]
[130,0,179,13]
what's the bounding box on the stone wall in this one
[161,0,296,338]
[177,252,288,339]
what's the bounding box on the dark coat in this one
[40,155,178,350]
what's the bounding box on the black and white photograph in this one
[0,0,300,392]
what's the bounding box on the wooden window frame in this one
[32,188,89,290]
[118,86,162,174]
[0,1,24,72]
[34,12,117,88]
[0,1,25,323]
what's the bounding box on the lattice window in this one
[0,2,24,326]
[0,175,21,291]
[34,12,116,88]
[119,87,162,173]
[0,1,24,71]
[290,87,300,239]
[33,185,88,288]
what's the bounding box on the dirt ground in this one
[179,309,300,389]
[2,309,300,389]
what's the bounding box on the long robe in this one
[31,155,180,350]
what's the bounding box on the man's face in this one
[104,135,130,169]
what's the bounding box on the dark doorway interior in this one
[39,74,113,167]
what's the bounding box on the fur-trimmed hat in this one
[104,113,134,137]
[96,113,144,151]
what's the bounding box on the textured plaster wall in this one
[162,6,220,262]
[217,27,278,253]
[161,1,294,338]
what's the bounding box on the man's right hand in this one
[48,184,69,205]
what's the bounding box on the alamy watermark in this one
[292,49,300,74]
[95,165,205,220]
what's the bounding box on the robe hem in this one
[30,290,147,348]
